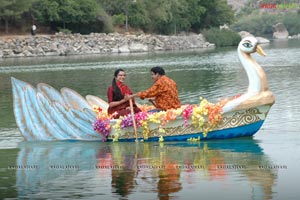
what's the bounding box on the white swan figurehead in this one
[222,36,275,113]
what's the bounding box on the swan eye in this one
[243,42,253,48]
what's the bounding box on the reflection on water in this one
[9,139,277,199]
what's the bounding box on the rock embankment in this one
[272,23,289,39]
[0,33,215,58]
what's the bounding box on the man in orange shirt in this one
[129,67,181,111]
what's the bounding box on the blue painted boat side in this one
[109,120,265,142]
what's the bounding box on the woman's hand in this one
[124,94,130,101]
[126,94,136,99]
[108,96,129,108]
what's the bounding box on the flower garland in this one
[191,97,223,137]
[93,97,223,141]
[93,119,110,142]
[182,104,193,126]
[92,106,112,142]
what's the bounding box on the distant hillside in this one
[227,0,248,13]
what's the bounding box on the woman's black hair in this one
[112,69,125,101]
[151,66,165,75]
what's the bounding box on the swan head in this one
[238,36,266,56]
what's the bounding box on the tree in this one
[0,0,237,35]
[198,0,234,30]
[170,0,206,34]
[187,0,206,32]
[142,0,175,34]
[32,0,101,33]
[127,1,150,31]
[99,0,138,32]
[0,0,34,33]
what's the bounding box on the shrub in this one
[231,11,300,37]
[202,28,241,47]
[57,28,72,34]
[231,12,279,37]
[282,12,300,36]
[113,14,126,26]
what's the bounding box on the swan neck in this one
[238,49,262,93]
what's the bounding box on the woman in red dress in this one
[107,69,141,118]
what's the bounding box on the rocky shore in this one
[0,32,215,58]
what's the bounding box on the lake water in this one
[0,39,300,199]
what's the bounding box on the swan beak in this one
[256,45,267,57]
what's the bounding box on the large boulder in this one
[273,23,289,39]
[239,31,254,38]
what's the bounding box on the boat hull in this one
[107,104,272,142]
[108,120,265,142]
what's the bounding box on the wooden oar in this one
[129,98,138,142]
[148,98,157,107]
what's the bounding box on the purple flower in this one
[120,115,133,129]
[93,119,111,141]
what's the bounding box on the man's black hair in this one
[150,66,165,75]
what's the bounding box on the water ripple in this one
[0,128,23,149]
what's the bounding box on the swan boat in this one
[11,37,275,142]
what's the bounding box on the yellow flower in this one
[112,118,122,136]
[113,135,119,142]
[159,136,164,142]
[147,113,161,124]
[189,97,223,138]
[158,127,165,133]
[175,107,183,115]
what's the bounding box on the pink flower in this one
[135,112,148,127]
[182,105,193,126]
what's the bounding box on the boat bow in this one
[222,37,275,113]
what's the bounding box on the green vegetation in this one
[0,0,34,33]
[232,12,300,37]
[31,0,103,34]
[202,28,241,47]
[281,12,300,36]
[231,12,278,37]
[1,0,300,47]
[231,0,300,37]
[0,0,234,36]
